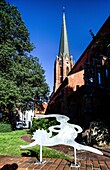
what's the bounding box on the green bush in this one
[0,122,12,132]
[29,117,59,135]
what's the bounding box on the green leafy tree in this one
[0,0,50,123]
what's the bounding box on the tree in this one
[0,0,50,122]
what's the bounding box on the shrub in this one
[29,117,59,135]
[0,122,12,132]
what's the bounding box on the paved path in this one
[0,148,110,170]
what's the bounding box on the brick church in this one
[46,11,110,130]
[53,10,74,92]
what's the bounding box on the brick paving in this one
[0,149,110,170]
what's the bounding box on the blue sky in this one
[7,0,110,93]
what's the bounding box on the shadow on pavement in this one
[22,149,40,160]
[0,163,18,170]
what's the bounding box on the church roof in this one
[58,9,70,56]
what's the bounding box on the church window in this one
[60,67,63,75]
[106,68,108,78]
[98,72,101,85]
[59,67,63,83]
[60,76,63,83]
[59,59,62,65]
[66,67,69,75]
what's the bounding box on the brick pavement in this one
[0,149,110,170]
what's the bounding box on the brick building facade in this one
[46,15,110,130]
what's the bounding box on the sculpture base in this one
[34,160,46,165]
[70,162,80,168]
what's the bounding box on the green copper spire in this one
[58,8,70,56]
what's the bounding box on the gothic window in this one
[66,67,69,75]
[59,59,62,66]
[106,68,108,78]
[60,67,63,75]
[60,76,61,83]
[60,67,63,83]
[98,72,101,85]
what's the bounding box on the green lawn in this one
[0,130,71,159]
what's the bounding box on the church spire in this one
[58,8,70,56]
[53,8,74,92]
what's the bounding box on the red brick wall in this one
[68,70,84,90]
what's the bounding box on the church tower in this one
[54,9,74,92]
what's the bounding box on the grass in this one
[0,130,28,156]
[0,130,71,160]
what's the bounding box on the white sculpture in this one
[20,114,103,167]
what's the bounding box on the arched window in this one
[60,76,63,83]
[60,67,63,83]
[59,59,62,66]
[60,67,63,75]
[106,68,108,78]
[66,67,69,75]
[98,72,101,85]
